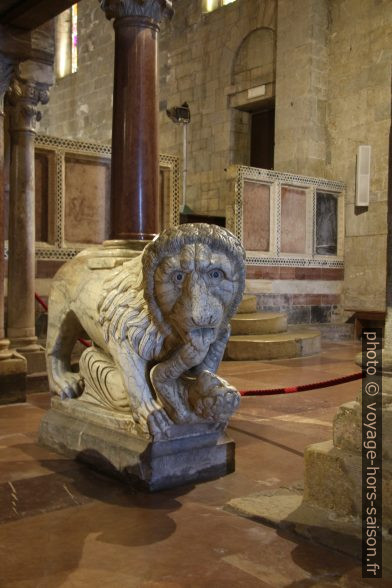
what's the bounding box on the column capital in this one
[100,0,173,23]
[0,53,14,115]
[6,74,50,133]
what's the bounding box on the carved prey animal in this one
[46,224,246,438]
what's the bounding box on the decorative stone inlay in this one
[6,76,50,132]
[100,0,173,22]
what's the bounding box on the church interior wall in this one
[325,0,391,313]
[35,0,392,327]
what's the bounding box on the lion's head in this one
[99,223,245,361]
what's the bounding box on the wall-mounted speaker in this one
[355,145,371,206]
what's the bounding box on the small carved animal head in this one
[143,224,246,340]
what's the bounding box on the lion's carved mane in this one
[97,223,245,362]
[47,223,245,437]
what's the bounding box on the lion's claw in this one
[60,373,84,399]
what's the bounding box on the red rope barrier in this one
[35,292,361,392]
[35,293,91,348]
[239,371,363,396]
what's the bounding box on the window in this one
[203,0,236,14]
[55,4,78,79]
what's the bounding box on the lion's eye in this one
[208,269,224,282]
[172,271,185,284]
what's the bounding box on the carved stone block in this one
[39,223,246,489]
[39,397,235,491]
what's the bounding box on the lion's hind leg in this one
[46,303,85,399]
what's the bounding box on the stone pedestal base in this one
[227,439,392,575]
[227,485,392,576]
[39,398,235,491]
[14,345,46,375]
[0,351,27,404]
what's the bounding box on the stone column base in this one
[227,439,392,576]
[227,484,392,576]
[39,397,236,491]
[12,343,46,375]
[0,351,27,404]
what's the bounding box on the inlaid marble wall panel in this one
[35,150,55,244]
[159,168,170,231]
[280,186,307,254]
[243,180,270,251]
[316,192,338,255]
[64,155,110,244]
[32,136,180,261]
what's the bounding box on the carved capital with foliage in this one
[0,54,14,116]
[100,0,173,23]
[6,76,50,133]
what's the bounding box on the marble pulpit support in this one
[100,0,173,241]
[0,53,27,403]
[5,60,52,371]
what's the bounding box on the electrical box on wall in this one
[355,145,371,206]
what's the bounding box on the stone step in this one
[293,322,354,342]
[231,312,287,336]
[237,294,257,314]
[225,330,321,360]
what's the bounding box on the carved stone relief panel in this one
[64,155,110,245]
[280,186,307,254]
[243,180,270,252]
[315,191,338,256]
[35,149,55,243]
[32,135,180,261]
[228,164,344,267]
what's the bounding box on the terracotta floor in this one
[0,341,386,587]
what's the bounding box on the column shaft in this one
[6,73,50,351]
[7,128,37,347]
[0,110,6,344]
[100,0,173,242]
[0,55,13,356]
[111,17,159,240]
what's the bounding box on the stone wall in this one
[39,1,114,142]
[326,0,391,311]
[275,0,391,311]
[38,0,392,315]
[40,0,277,216]
[274,0,329,178]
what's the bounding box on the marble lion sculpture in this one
[46,223,246,438]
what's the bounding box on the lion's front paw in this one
[60,372,84,400]
[137,399,173,439]
[188,370,240,424]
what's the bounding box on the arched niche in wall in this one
[229,27,276,169]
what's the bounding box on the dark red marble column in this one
[100,0,173,241]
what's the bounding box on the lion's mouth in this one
[190,327,216,346]
[175,324,216,346]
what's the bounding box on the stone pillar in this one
[274,0,328,177]
[100,0,173,241]
[0,54,13,357]
[0,54,27,404]
[6,61,51,363]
